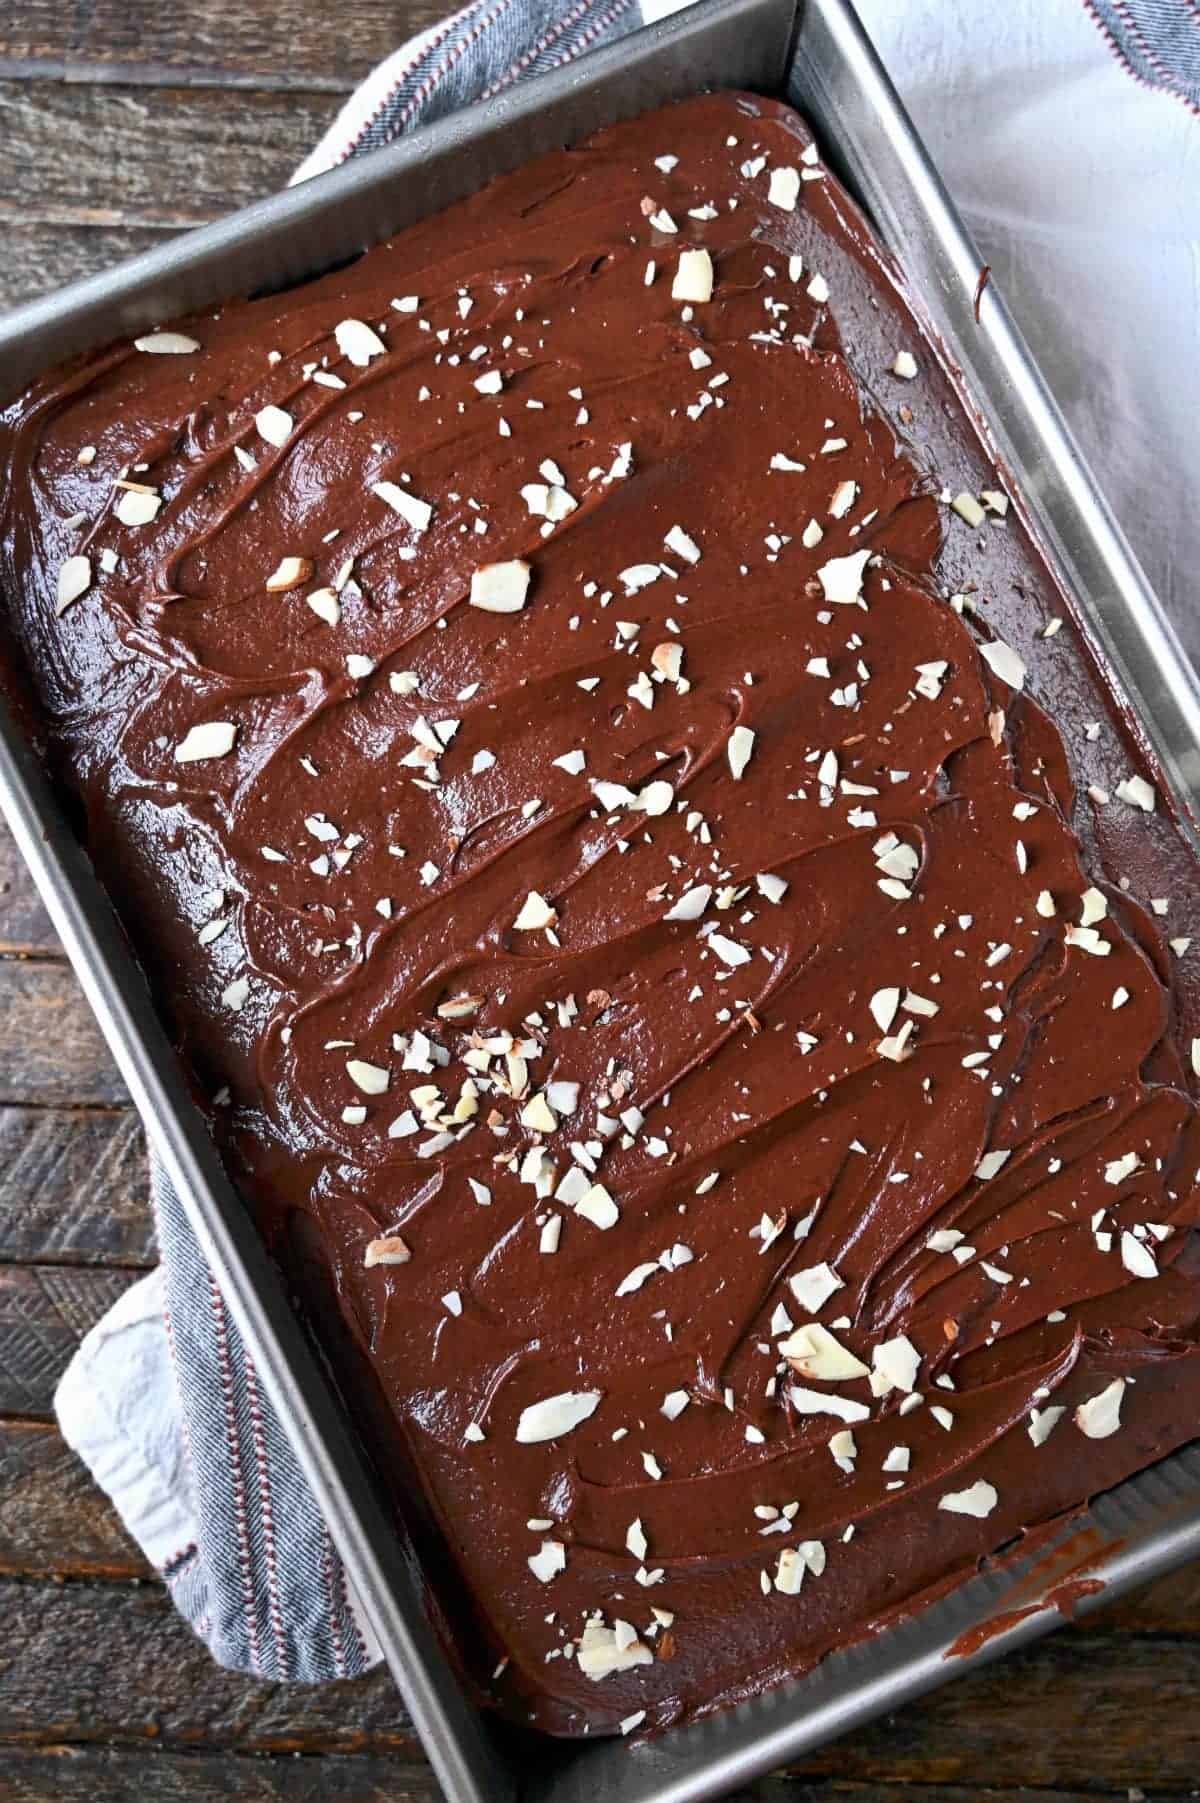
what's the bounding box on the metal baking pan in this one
[2,1,1199,1798]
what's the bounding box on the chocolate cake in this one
[3,90,1200,1738]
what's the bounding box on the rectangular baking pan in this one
[2,2,1199,1799]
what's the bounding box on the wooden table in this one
[0,4,1197,1796]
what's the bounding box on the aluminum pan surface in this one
[1,2,1198,1798]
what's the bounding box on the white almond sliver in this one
[869,987,900,1033]
[1074,1377,1125,1439]
[222,976,249,1012]
[625,1518,648,1560]
[255,404,293,447]
[871,1334,920,1395]
[672,248,714,304]
[952,492,986,527]
[346,1059,389,1095]
[528,1540,566,1584]
[779,1323,868,1381]
[1116,774,1156,813]
[577,1619,652,1679]
[616,1261,660,1296]
[174,721,237,764]
[363,1235,411,1267]
[829,479,858,519]
[892,350,918,379]
[135,332,200,354]
[978,638,1026,691]
[516,1389,602,1443]
[927,1229,964,1252]
[513,890,557,931]
[767,166,801,212]
[789,1384,869,1424]
[306,588,341,625]
[592,779,637,810]
[727,725,756,780]
[1120,1231,1158,1279]
[266,555,313,592]
[335,318,386,366]
[708,932,751,968]
[816,548,871,606]
[372,480,433,532]
[1028,1405,1066,1447]
[116,488,162,526]
[1079,887,1108,926]
[633,780,674,817]
[788,1262,843,1314]
[619,562,661,593]
[56,555,92,615]
[774,1547,805,1593]
[665,884,712,922]
[938,1480,998,1518]
[577,1183,619,1229]
[663,523,701,564]
[521,1093,557,1135]
[470,560,531,613]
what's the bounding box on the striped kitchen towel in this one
[55,0,1199,1685]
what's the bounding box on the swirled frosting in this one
[4,91,1200,1738]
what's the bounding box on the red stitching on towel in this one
[320,1526,348,1678]
[397,0,521,133]
[549,0,637,69]
[335,1535,370,1670]
[338,0,482,163]
[245,1354,289,1676]
[209,1275,263,1676]
[479,0,599,99]
[1079,0,1200,114]
[1110,0,1200,105]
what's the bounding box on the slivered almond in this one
[266,556,313,592]
[135,332,200,354]
[364,1235,411,1267]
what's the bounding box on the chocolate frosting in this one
[4,91,1200,1738]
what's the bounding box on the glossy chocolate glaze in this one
[3,91,1200,1738]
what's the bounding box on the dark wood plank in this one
[2,1573,1200,1781]
[0,1578,417,1753]
[1,80,342,230]
[2,1746,444,1803]
[0,0,440,91]
[0,1264,140,1415]
[0,822,59,954]
[790,1629,1200,1789]
[0,1421,148,1578]
[0,962,127,1106]
[0,1751,1161,1803]
[0,1105,152,1268]
[1100,1559,1200,1635]
[0,220,173,313]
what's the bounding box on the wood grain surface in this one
[0,3,1196,1797]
